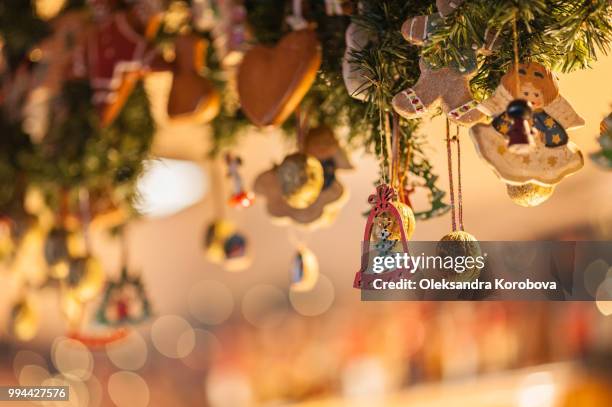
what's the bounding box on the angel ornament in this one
[471,62,585,206]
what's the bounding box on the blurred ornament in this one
[0,216,16,262]
[167,34,220,124]
[506,182,555,207]
[10,298,40,341]
[60,290,85,327]
[290,246,319,292]
[354,184,415,289]
[64,256,106,303]
[204,219,250,271]
[324,0,353,15]
[97,267,152,326]
[472,62,584,190]
[276,153,324,209]
[255,127,351,227]
[225,153,254,208]
[74,1,160,126]
[436,231,482,282]
[237,29,321,127]
[591,112,612,169]
[162,0,191,34]
[34,0,68,20]
[44,227,70,267]
[210,0,250,66]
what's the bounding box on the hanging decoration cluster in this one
[1,1,611,318]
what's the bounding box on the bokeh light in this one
[188,280,234,325]
[51,337,94,381]
[205,368,253,407]
[181,328,221,371]
[18,364,50,386]
[13,350,47,378]
[241,284,288,327]
[106,330,149,370]
[289,274,335,317]
[151,315,196,358]
[108,371,150,407]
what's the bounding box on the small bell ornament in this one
[225,153,254,208]
[505,99,535,151]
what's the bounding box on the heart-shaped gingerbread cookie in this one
[238,29,321,127]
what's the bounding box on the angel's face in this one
[519,82,545,109]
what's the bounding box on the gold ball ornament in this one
[436,231,483,282]
[276,153,324,209]
[506,183,555,207]
[11,298,40,341]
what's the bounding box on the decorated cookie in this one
[254,126,351,228]
[471,62,584,188]
[237,29,321,127]
[391,0,487,125]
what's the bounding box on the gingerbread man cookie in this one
[470,62,585,187]
[392,0,487,125]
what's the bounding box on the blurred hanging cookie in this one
[254,126,352,228]
[391,0,490,126]
[166,34,220,124]
[470,62,584,190]
[591,112,612,169]
[237,29,321,127]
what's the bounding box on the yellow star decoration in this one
[497,145,507,155]
[498,123,510,134]
[548,156,558,167]
[551,134,562,145]
[544,117,555,128]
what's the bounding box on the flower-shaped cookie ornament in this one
[470,62,585,205]
[254,126,352,228]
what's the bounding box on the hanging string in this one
[454,126,464,231]
[391,112,400,190]
[445,119,457,232]
[120,226,130,279]
[383,112,393,185]
[511,11,521,97]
